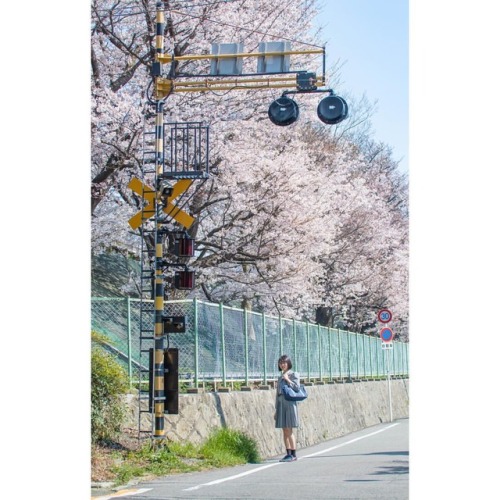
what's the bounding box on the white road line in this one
[183,423,399,491]
[183,462,280,491]
[300,423,400,459]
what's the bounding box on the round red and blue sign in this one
[380,327,394,342]
[377,309,392,323]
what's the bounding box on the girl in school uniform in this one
[274,354,300,462]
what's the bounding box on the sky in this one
[313,0,408,173]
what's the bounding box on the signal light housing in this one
[174,270,195,290]
[175,235,194,257]
[268,96,299,126]
[317,95,348,125]
[268,91,348,126]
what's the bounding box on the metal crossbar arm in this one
[157,48,325,64]
[156,75,326,97]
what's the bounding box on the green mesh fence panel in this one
[91,297,409,383]
[196,301,223,380]
[222,305,246,379]
[264,315,280,381]
[280,318,293,358]
[248,311,264,379]
[91,298,137,378]
[338,330,348,378]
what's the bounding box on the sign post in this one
[378,310,394,422]
[384,346,393,422]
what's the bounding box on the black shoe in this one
[280,454,292,462]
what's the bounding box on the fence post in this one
[306,321,310,382]
[220,303,226,387]
[347,331,351,379]
[126,297,132,389]
[194,298,199,387]
[400,342,404,375]
[292,319,297,366]
[338,329,343,379]
[318,323,322,381]
[406,342,409,376]
[279,314,283,355]
[392,339,397,376]
[401,343,404,375]
[376,336,380,378]
[363,334,367,378]
[262,312,267,385]
[403,342,406,375]
[244,308,249,386]
[328,325,332,380]
[394,342,399,376]
[355,332,360,379]
[369,336,373,378]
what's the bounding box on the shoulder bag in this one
[281,379,308,402]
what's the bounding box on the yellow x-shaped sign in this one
[128,177,195,230]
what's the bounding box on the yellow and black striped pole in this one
[155,2,165,59]
[153,1,166,439]
[153,233,165,438]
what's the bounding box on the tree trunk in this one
[315,306,333,327]
[241,297,256,341]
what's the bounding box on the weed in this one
[200,428,260,465]
[99,429,261,486]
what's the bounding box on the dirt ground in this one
[91,427,141,482]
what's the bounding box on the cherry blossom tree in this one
[91,0,409,338]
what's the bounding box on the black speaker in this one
[268,96,299,126]
[164,348,179,415]
[317,95,348,124]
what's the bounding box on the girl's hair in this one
[278,354,292,371]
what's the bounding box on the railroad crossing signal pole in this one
[128,1,349,440]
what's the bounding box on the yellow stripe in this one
[155,297,163,311]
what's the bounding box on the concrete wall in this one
[124,379,409,459]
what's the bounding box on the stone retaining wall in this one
[124,379,409,459]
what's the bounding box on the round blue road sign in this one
[380,327,394,342]
[378,309,392,323]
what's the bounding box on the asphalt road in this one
[92,418,409,500]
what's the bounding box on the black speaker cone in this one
[317,95,348,124]
[268,96,300,126]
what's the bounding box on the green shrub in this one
[200,428,260,465]
[91,333,129,443]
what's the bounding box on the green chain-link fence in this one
[91,297,409,386]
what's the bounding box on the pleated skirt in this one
[275,394,299,428]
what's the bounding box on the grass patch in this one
[112,443,202,485]
[95,428,261,486]
[201,428,260,466]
